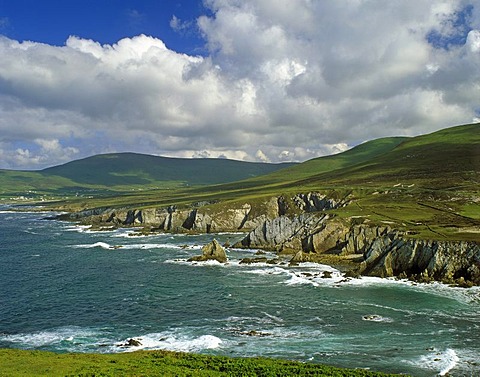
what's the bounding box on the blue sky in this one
[0,1,479,169]
[0,0,206,52]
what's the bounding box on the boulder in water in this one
[188,239,228,263]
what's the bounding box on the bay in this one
[0,208,479,376]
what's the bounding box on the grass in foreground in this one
[0,349,403,377]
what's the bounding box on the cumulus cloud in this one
[0,1,479,169]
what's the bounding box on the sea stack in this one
[188,239,228,263]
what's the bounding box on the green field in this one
[0,349,402,376]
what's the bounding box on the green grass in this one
[209,137,408,192]
[0,349,402,376]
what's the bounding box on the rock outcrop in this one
[188,239,228,263]
[236,213,480,285]
[55,191,480,285]
[234,213,351,254]
[358,233,480,285]
[59,192,346,235]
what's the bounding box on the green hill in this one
[214,136,408,191]
[0,153,295,199]
[295,122,480,190]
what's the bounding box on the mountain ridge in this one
[0,152,297,197]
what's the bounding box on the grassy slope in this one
[0,349,401,377]
[311,123,480,189]
[41,152,296,186]
[249,136,408,183]
[0,170,78,194]
[0,153,295,200]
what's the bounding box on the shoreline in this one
[4,201,480,288]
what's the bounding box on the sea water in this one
[0,207,479,376]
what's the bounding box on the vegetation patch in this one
[0,348,403,376]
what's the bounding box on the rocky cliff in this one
[59,191,480,286]
[61,192,346,234]
[235,212,480,286]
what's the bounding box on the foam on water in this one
[63,224,92,232]
[408,348,459,376]
[119,333,223,353]
[120,243,188,250]
[361,314,394,323]
[1,327,222,355]
[111,229,156,238]
[1,327,99,349]
[244,266,291,275]
[72,242,119,250]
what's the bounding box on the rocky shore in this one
[56,192,480,287]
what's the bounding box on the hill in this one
[222,122,479,193]
[212,136,408,191]
[301,122,480,190]
[0,153,295,200]
[41,153,296,186]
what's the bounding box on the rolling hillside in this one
[294,122,480,190]
[41,153,296,186]
[213,136,409,191]
[0,153,296,199]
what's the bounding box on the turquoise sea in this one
[0,207,479,376]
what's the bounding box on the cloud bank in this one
[0,0,479,169]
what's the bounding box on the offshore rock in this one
[188,239,228,263]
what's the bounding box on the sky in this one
[0,0,479,170]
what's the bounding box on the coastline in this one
[48,192,480,288]
[1,208,478,376]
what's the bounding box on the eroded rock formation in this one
[188,239,228,263]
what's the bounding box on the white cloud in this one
[0,1,479,169]
[467,29,480,52]
[255,149,269,162]
[170,15,192,33]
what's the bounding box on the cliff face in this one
[61,192,480,285]
[236,213,480,285]
[65,192,344,234]
[71,202,271,233]
[358,233,480,285]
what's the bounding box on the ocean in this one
[0,207,479,376]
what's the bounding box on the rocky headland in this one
[56,191,480,287]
